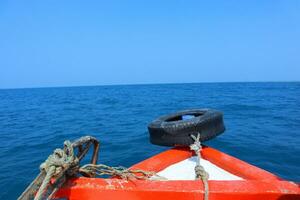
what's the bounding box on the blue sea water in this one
[0,82,299,199]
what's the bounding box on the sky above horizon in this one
[0,1,300,89]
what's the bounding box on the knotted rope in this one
[80,164,166,180]
[35,141,78,200]
[190,134,209,200]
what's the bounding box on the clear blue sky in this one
[0,1,299,89]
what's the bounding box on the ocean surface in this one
[0,82,299,199]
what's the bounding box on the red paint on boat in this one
[54,146,300,200]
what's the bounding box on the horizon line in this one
[0,80,299,90]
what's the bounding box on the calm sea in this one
[0,82,299,199]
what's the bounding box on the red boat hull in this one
[54,146,300,200]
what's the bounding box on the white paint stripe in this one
[157,156,243,180]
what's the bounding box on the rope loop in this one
[39,141,77,177]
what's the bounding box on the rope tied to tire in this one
[190,134,209,200]
[20,128,212,200]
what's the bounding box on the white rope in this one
[190,134,209,200]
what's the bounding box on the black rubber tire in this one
[148,109,225,146]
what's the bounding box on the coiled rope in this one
[190,134,209,200]
[34,141,78,200]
